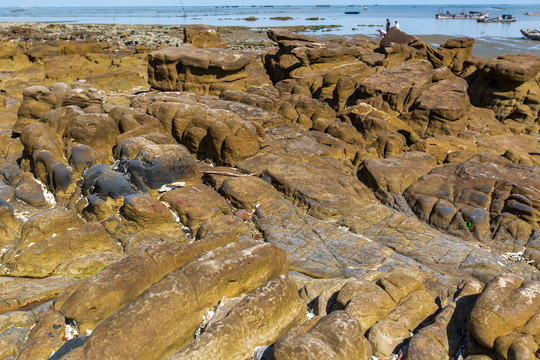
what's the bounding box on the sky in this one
[4,1,540,7]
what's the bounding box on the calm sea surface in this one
[1,4,540,56]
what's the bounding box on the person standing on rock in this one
[386,19,391,33]
[395,20,400,29]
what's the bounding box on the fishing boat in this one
[520,28,540,40]
[436,11,489,19]
[478,14,516,23]
[524,12,540,15]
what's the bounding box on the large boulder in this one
[336,102,420,145]
[121,194,178,229]
[404,158,540,248]
[424,37,475,74]
[265,28,363,81]
[468,54,540,126]
[13,82,102,133]
[357,61,433,116]
[63,112,120,162]
[129,95,264,165]
[147,46,270,95]
[118,143,199,194]
[161,184,232,236]
[406,77,471,137]
[220,175,283,210]
[13,84,67,133]
[221,87,336,128]
[183,24,226,49]
[264,28,378,111]
[360,151,437,195]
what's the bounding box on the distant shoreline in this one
[0,22,538,59]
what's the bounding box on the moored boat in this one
[436,11,489,19]
[524,12,540,15]
[344,11,360,14]
[478,14,516,23]
[520,28,540,40]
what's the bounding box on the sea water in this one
[1,4,540,56]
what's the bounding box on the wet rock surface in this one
[0,25,538,360]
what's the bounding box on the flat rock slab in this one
[253,198,403,278]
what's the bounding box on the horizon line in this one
[1,3,535,7]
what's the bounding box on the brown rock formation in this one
[147,46,270,95]
[183,24,226,49]
[468,54,540,126]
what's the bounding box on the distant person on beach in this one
[386,19,391,32]
[378,29,386,38]
[395,20,400,29]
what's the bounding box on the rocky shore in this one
[0,23,539,360]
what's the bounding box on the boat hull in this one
[521,29,540,40]
[478,18,516,23]
[436,11,489,19]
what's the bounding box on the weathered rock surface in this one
[0,276,78,313]
[118,143,199,193]
[468,54,540,126]
[358,61,433,116]
[360,151,437,208]
[468,274,540,358]
[183,24,226,49]
[69,242,287,360]
[404,157,540,248]
[405,279,482,360]
[14,82,103,133]
[16,308,65,360]
[169,275,305,360]
[161,184,232,236]
[4,222,122,278]
[0,26,539,360]
[366,279,439,357]
[269,310,372,360]
[57,234,241,332]
[148,46,270,95]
